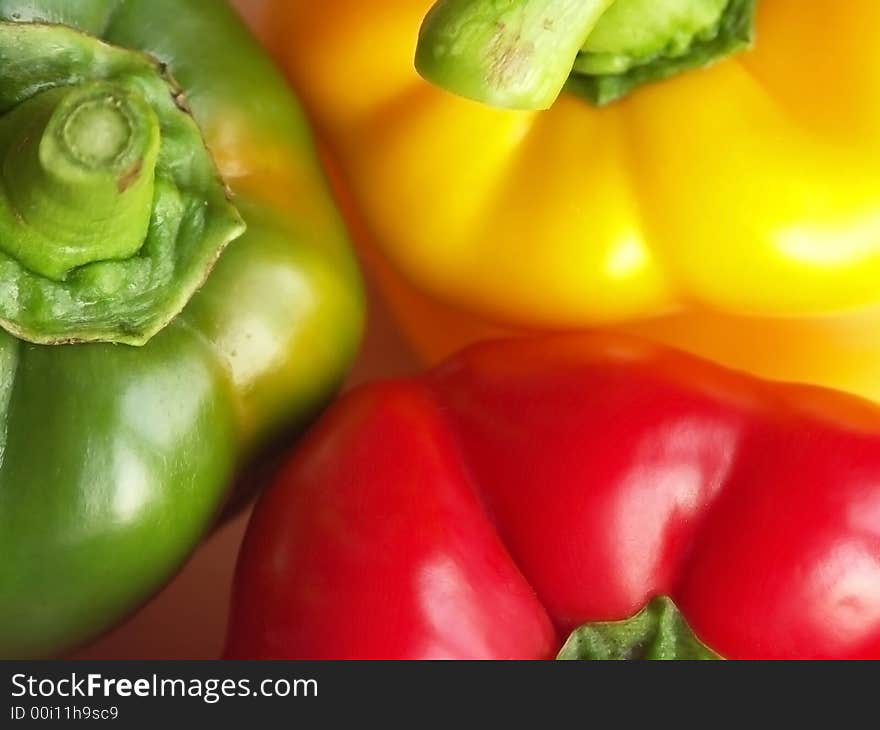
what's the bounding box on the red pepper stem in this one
[557,597,721,660]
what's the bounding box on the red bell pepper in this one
[225,334,880,660]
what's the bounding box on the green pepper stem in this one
[0,20,243,346]
[1,81,159,281]
[415,0,617,110]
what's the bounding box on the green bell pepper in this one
[0,0,364,658]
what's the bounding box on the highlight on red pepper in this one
[226,333,880,660]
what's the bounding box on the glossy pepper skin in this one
[227,334,880,660]
[0,0,363,658]
[240,0,880,402]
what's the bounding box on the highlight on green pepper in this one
[0,0,364,659]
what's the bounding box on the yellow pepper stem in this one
[416,0,757,109]
[415,0,615,110]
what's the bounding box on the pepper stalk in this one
[0,21,243,346]
[3,82,160,281]
[416,0,757,109]
[557,597,721,660]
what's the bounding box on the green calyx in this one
[0,22,244,345]
[570,0,756,106]
[557,597,722,660]
[416,0,757,110]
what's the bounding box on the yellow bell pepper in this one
[240,0,880,402]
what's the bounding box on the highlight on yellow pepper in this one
[239,0,880,403]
